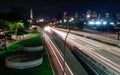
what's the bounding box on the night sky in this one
[0,0,120,18]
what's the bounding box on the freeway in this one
[56,28,120,47]
[43,28,88,75]
[51,27,120,75]
[45,34,73,75]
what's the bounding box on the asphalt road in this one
[51,28,120,75]
[45,30,88,75]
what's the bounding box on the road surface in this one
[43,29,88,75]
[51,28,120,75]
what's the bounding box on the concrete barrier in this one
[5,54,43,69]
[22,45,43,52]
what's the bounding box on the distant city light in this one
[49,22,52,25]
[110,22,114,25]
[95,21,101,25]
[71,17,74,21]
[89,21,94,25]
[27,20,30,22]
[36,20,39,23]
[54,22,56,24]
[64,19,67,22]
[39,19,44,22]
[86,14,90,18]
[69,20,72,22]
[59,20,62,23]
[103,21,107,25]
[29,20,32,23]
[117,22,120,25]
[101,20,103,21]
[44,26,51,31]
[84,22,87,24]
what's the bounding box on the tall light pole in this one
[63,12,69,29]
[63,17,72,75]
[63,29,71,75]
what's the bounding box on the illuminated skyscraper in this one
[74,12,79,20]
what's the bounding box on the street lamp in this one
[110,22,114,25]
[39,19,44,22]
[70,17,74,21]
[69,20,72,22]
[59,20,62,23]
[95,21,101,25]
[64,19,67,23]
[86,14,90,19]
[103,21,107,25]
[63,29,71,75]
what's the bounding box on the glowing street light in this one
[103,21,107,25]
[39,19,44,22]
[54,22,56,24]
[69,20,72,22]
[44,26,51,31]
[89,21,95,25]
[64,19,67,23]
[70,17,74,21]
[36,20,38,23]
[86,14,90,18]
[59,20,62,23]
[110,22,114,25]
[95,21,101,25]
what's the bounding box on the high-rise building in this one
[86,10,92,19]
[105,13,110,18]
[92,11,97,18]
[63,12,68,18]
[74,12,79,20]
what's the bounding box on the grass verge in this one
[0,30,52,75]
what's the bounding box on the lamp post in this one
[64,18,69,29]
[64,19,67,28]
[63,29,71,75]
[63,17,72,75]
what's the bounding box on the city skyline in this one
[0,0,120,17]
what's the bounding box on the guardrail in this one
[22,45,43,52]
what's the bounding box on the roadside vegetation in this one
[0,30,52,75]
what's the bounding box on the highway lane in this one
[51,28,120,75]
[45,30,88,75]
[43,31,74,75]
[37,28,74,75]
[56,28,120,47]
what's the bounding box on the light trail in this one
[51,28,120,75]
[44,32,74,75]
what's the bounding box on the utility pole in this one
[63,29,71,75]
